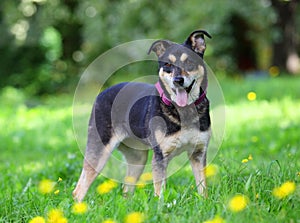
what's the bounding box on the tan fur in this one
[152,128,211,196]
[73,31,211,201]
[168,54,176,63]
[180,53,188,62]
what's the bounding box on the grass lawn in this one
[0,76,299,223]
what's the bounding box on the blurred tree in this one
[271,0,300,74]
[54,0,82,61]
[0,0,82,95]
[78,0,276,75]
[0,0,299,96]
[227,13,258,71]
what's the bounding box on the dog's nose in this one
[173,77,184,87]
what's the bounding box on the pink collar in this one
[155,81,206,107]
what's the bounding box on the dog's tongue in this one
[176,88,188,107]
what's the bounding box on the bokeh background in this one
[1,1,300,222]
[0,0,299,96]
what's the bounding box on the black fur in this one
[94,82,210,146]
[73,30,212,201]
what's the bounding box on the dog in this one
[73,30,212,201]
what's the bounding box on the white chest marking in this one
[156,128,211,157]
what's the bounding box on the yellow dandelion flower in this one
[136,181,146,189]
[248,154,253,160]
[97,180,118,195]
[102,219,117,223]
[54,190,60,195]
[47,209,68,223]
[241,159,249,163]
[255,193,259,199]
[203,215,225,223]
[228,195,249,212]
[38,179,55,194]
[272,181,296,199]
[124,212,145,223]
[72,202,88,214]
[29,216,46,223]
[124,176,136,184]
[140,172,153,182]
[58,177,63,182]
[247,92,256,101]
[205,164,219,178]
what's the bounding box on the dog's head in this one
[148,30,211,107]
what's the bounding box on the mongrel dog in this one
[73,30,212,202]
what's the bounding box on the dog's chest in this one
[156,127,210,157]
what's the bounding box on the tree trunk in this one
[271,0,300,74]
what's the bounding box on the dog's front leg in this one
[152,147,167,197]
[188,149,207,197]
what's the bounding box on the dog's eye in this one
[163,63,173,73]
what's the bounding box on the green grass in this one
[0,76,300,223]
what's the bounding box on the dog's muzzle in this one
[172,78,196,107]
[173,77,184,87]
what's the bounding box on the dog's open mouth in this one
[185,79,195,94]
[174,80,195,107]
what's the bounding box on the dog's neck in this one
[155,81,206,107]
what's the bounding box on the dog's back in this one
[73,30,212,201]
[93,82,159,146]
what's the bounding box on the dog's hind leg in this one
[118,144,148,194]
[72,120,121,202]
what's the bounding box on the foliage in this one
[0,76,299,222]
[1,0,299,95]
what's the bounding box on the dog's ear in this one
[184,30,212,57]
[148,40,173,57]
